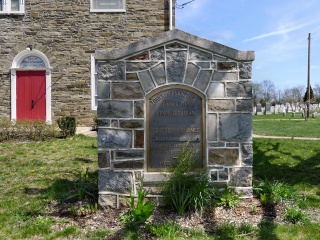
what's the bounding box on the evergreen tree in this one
[303,86,314,102]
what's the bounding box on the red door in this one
[16,71,46,121]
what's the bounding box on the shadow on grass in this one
[253,138,320,239]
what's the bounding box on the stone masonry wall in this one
[96,29,254,208]
[0,0,174,125]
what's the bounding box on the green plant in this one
[66,168,96,202]
[146,220,181,238]
[284,206,307,224]
[162,141,216,215]
[57,116,76,137]
[218,186,240,209]
[120,182,155,228]
[254,179,293,205]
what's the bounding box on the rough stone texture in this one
[138,70,156,93]
[98,129,132,148]
[230,168,252,187]
[98,101,133,118]
[226,82,252,97]
[98,195,117,209]
[207,114,217,141]
[97,62,125,81]
[241,143,253,166]
[98,152,111,168]
[207,82,225,98]
[208,149,239,166]
[98,170,132,193]
[111,82,144,99]
[96,29,254,207]
[166,51,187,83]
[219,114,252,142]
[193,70,213,92]
[0,0,174,125]
[212,72,238,81]
[113,160,144,169]
[119,120,143,128]
[184,63,200,85]
[189,47,212,60]
[239,63,252,79]
[114,150,144,159]
[236,99,253,112]
[151,63,166,85]
[208,100,235,112]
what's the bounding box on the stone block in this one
[189,47,212,60]
[226,82,252,97]
[134,101,144,118]
[208,149,239,166]
[207,82,225,98]
[212,71,238,81]
[195,62,211,68]
[230,168,252,187]
[166,51,187,83]
[126,62,158,71]
[135,130,144,148]
[98,152,111,168]
[97,82,110,99]
[150,47,165,60]
[184,63,200,85]
[111,82,144,99]
[97,119,110,127]
[119,120,143,128]
[113,160,144,169]
[219,114,252,142]
[98,194,117,209]
[138,70,156,93]
[151,63,166,85]
[97,62,125,80]
[126,73,139,80]
[219,168,229,181]
[217,62,237,70]
[98,169,132,193]
[98,101,133,118]
[208,99,235,112]
[236,99,253,112]
[207,114,217,141]
[241,143,253,166]
[239,63,252,79]
[194,70,213,92]
[98,129,132,148]
[114,150,144,159]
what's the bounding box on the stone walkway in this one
[76,127,97,137]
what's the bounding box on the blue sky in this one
[176,0,320,90]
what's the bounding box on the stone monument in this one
[95,29,255,208]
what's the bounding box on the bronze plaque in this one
[147,86,205,172]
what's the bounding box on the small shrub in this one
[218,185,240,209]
[161,141,217,215]
[120,182,155,229]
[284,206,307,224]
[254,178,293,205]
[57,116,76,137]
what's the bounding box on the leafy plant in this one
[284,206,307,224]
[66,168,97,202]
[254,178,293,205]
[218,186,240,209]
[120,182,155,228]
[162,141,216,215]
[146,220,181,238]
[57,116,76,137]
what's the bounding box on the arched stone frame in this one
[10,49,52,123]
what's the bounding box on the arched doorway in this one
[11,49,52,122]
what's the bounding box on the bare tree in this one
[252,82,261,106]
[260,80,275,103]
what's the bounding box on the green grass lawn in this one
[0,115,320,239]
[253,113,320,137]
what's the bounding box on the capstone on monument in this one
[95,29,255,208]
